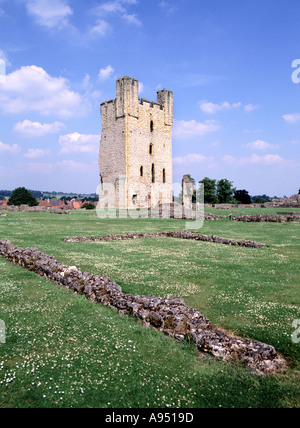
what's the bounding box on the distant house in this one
[49,200,65,208]
[38,199,65,209]
[38,201,51,208]
[72,201,81,210]
[0,200,8,207]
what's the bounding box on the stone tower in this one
[99,76,173,210]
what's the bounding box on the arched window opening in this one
[163,168,166,183]
[150,120,154,132]
[152,164,155,183]
[149,143,153,155]
[140,166,143,177]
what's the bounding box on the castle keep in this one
[99,76,173,210]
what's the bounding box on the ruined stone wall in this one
[64,230,265,248]
[0,205,70,213]
[127,99,173,208]
[99,100,127,209]
[99,77,173,210]
[0,239,287,375]
[233,214,300,222]
[182,176,194,209]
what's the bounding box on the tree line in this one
[3,187,96,209]
[183,176,283,205]
[0,189,98,202]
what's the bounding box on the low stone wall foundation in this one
[233,214,300,223]
[0,239,287,375]
[64,230,265,248]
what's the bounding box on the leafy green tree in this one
[7,187,39,207]
[217,179,236,204]
[199,177,218,204]
[251,194,271,203]
[81,202,96,210]
[0,190,12,198]
[234,189,252,204]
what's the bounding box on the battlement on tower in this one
[100,77,173,125]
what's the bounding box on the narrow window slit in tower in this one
[152,164,155,183]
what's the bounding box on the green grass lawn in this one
[0,208,299,408]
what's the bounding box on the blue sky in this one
[0,0,299,196]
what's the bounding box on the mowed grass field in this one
[0,207,299,408]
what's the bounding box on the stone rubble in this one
[233,214,300,223]
[64,230,265,249]
[0,239,287,375]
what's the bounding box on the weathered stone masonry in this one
[99,77,173,210]
[0,240,287,375]
[64,230,266,249]
[233,214,300,223]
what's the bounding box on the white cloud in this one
[122,13,142,26]
[56,159,92,172]
[27,162,54,174]
[245,140,278,151]
[0,141,20,155]
[81,74,91,90]
[173,119,220,138]
[14,120,65,137]
[94,1,124,15]
[0,60,5,84]
[222,155,236,164]
[26,159,95,175]
[0,65,89,118]
[282,113,300,124]
[93,0,138,15]
[244,103,259,112]
[25,0,73,29]
[138,81,145,94]
[59,133,100,154]
[0,49,9,65]
[24,148,51,159]
[159,2,178,15]
[260,154,284,165]
[222,153,284,166]
[199,100,242,114]
[173,153,214,165]
[91,0,141,28]
[89,20,111,37]
[98,65,115,81]
[0,50,8,84]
